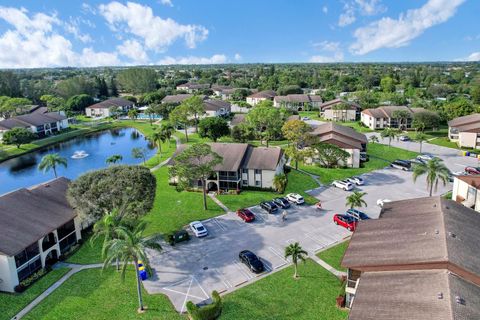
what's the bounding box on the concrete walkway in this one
[12,263,104,320]
[150,135,182,172]
[208,193,232,213]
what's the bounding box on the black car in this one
[390,160,411,171]
[273,197,290,209]
[239,250,265,273]
[360,152,369,162]
[260,201,278,213]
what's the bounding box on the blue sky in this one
[0,0,478,67]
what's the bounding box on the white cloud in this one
[322,6,328,14]
[0,6,119,68]
[456,52,480,61]
[158,54,227,65]
[338,0,385,27]
[338,4,356,27]
[64,18,93,43]
[159,0,173,7]
[98,1,208,52]
[117,39,149,64]
[234,53,242,61]
[310,51,344,63]
[350,0,465,55]
[312,41,340,52]
[355,0,385,15]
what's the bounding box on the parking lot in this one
[144,138,477,312]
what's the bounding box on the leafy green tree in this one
[0,71,21,97]
[102,222,162,313]
[412,158,450,196]
[131,147,147,165]
[67,165,156,221]
[128,109,139,121]
[277,85,303,96]
[391,110,411,130]
[273,173,287,193]
[56,76,97,98]
[285,145,309,170]
[246,104,283,146]
[169,143,223,210]
[380,76,395,93]
[95,77,109,98]
[109,77,119,97]
[312,143,350,168]
[369,135,379,144]
[380,128,398,147]
[198,117,230,142]
[2,127,36,148]
[346,191,367,209]
[160,121,174,147]
[182,96,205,132]
[65,94,94,114]
[0,97,32,118]
[106,154,123,165]
[170,104,191,142]
[442,98,476,121]
[117,68,157,94]
[413,132,428,153]
[38,153,68,178]
[139,91,166,105]
[40,95,65,112]
[412,111,440,131]
[231,123,255,143]
[231,88,251,101]
[471,85,480,105]
[284,242,308,279]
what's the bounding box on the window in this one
[17,257,41,281]
[243,180,248,186]
[57,220,75,240]
[255,180,261,187]
[242,168,248,174]
[255,169,261,175]
[15,242,40,268]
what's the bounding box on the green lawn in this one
[65,233,103,265]
[143,167,224,235]
[22,268,184,320]
[220,259,348,320]
[0,268,70,320]
[299,143,419,184]
[316,241,349,272]
[217,170,319,211]
[298,111,322,120]
[336,121,373,133]
[427,137,473,151]
[404,127,448,140]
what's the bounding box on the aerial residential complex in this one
[448,113,480,149]
[360,106,426,130]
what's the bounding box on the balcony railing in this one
[347,279,358,289]
[218,175,240,181]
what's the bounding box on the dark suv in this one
[390,160,411,171]
[239,250,265,273]
[260,201,278,213]
[273,197,290,209]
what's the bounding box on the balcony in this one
[218,175,240,181]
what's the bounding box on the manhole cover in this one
[203,266,208,270]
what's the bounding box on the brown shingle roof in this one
[247,90,276,99]
[0,112,67,129]
[361,106,427,119]
[0,177,76,256]
[203,99,231,111]
[448,114,480,128]
[161,94,193,104]
[242,146,283,170]
[349,270,480,320]
[319,98,359,110]
[230,114,246,126]
[342,197,480,283]
[176,83,210,90]
[274,94,322,104]
[310,122,367,149]
[87,98,134,109]
[456,175,480,189]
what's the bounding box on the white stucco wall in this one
[459,132,478,148]
[324,109,357,121]
[0,255,18,292]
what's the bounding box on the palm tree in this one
[284,242,308,279]
[369,135,379,144]
[38,153,67,178]
[160,122,174,148]
[346,191,367,209]
[91,208,124,270]
[128,109,139,121]
[413,132,428,153]
[132,147,147,165]
[150,130,166,160]
[380,128,397,147]
[102,222,162,313]
[413,158,450,197]
[273,173,287,193]
[106,154,123,165]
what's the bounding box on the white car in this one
[347,176,365,186]
[189,221,208,238]
[417,154,436,162]
[286,193,304,204]
[302,116,310,121]
[376,199,392,207]
[332,180,354,191]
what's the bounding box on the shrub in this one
[186,290,222,320]
[15,268,49,292]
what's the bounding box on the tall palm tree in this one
[346,191,367,209]
[132,147,147,165]
[160,122,174,148]
[102,222,162,313]
[413,132,428,153]
[380,128,397,147]
[106,154,123,165]
[38,153,67,178]
[128,109,139,121]
[150,130,166,159]
[369,135,379,144]
[273,173,287,193]
[284,242,308,279]
[413,158,450,197]
[91,208,124,270]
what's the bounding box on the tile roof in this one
[0,177,76,256]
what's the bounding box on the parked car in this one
[399,135,410,141]
[347,176,365,186]
[166,230,190,246]
[189,221,208,238]
[237,208,255,222]
[417,153,436,162]
[346,208,370,221]
[302,116,310,121]
[465,166,480,175]
[390,160,411,171]
[273,197,291,208]
[377,198,392,207]
[260,201,278,213]
[239,250,264,273]
[332,180,354,191]
[285,193,305,204]
[333,214,358,231]
[360,152,369,162]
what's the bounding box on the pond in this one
[0,127,156,195]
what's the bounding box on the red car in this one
[237,208,255,222]
[333,214,358,232]
[465,166,480,175]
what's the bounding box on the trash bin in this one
[466,152,470,156]
[139,269,148,281]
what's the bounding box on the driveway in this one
[143,203,350,312]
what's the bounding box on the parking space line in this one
[260,258,273,272]
[212,218,227,231]
[233,260,254,280]
[214,269,232,289]
[269,247,289,264]
[304,233,327,251]
[163,286,206,301]
[193,275,210,300]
